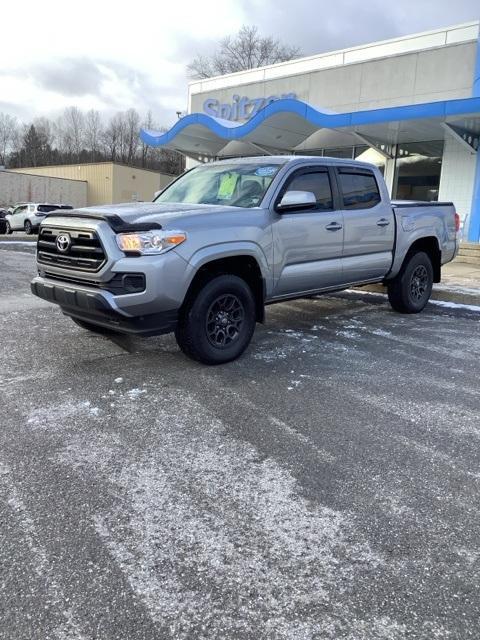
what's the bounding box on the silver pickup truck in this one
[31,156,459,364]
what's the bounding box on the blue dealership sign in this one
[203,93,297,121]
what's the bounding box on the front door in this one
[271,168,344,297]
[335,166,395,282]
[11,205,28,230]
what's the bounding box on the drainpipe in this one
[467,26,480,242]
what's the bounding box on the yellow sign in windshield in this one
[217,172,239,200]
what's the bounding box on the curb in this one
[0,235,35,242]
[358,284,480,308]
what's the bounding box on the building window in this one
[393,141,444,201]
[354,146,386,176]
[323,147,354,159]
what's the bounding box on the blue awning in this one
[140,97,480,159]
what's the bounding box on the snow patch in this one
[429,299,480,313]
[336,330,360,339]
[126,388,147,398]
[371,329,392,337]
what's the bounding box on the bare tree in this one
[140,110,155,168]
[62,107,85,162]
[54,112,74,159]
[188,25,301,78]
[0,107,184,175]
[102,113,122,162]
[0,113,18,166]
[84,110,103,162]
[116,113,129,164]
[125,108,140,165]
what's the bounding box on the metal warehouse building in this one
[0,169,87,208]
[12,162,175,207]
[141,21,480,242]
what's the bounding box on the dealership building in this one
[142,21,480,241]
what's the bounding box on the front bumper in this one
[31,276,178,336]
[29,215,46,229]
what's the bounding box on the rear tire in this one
[24,220,33,235]
[387,251,433,313]
[175,274,256,365]
[70,317,118,336]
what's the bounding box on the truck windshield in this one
[155,162,285,208]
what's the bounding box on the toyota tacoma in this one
[31,156,459,364]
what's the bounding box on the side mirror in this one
[276,190,316,212]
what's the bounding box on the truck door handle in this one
[377,218,390,227]
[325,222,343,231]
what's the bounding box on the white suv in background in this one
[5,203,73,234]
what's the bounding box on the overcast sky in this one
[1,0,479,127]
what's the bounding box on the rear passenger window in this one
[284,171,333,211]
[338,171,381,209]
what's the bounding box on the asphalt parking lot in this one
[1,244,479,640]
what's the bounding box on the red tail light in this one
[454,212,460,232]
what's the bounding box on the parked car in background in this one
[5,203,73,234]
[0,208,8,234]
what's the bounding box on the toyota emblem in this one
[56,233,71,253]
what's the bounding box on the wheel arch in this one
[182,254,266,323]
[402,236,441,282]
[388,235,442,283]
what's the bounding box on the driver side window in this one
[283,171,333,211]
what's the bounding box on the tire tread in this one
[175,274,256,365]
[387,250,433,314]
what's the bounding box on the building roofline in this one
[11,161,178,177]
[3,169,87,183]
[188,21,480,94]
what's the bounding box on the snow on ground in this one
[0,462,87,639]
[51,390,386,639]
[428,299,480,313]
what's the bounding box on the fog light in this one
[122,274,145,293]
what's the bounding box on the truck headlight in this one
[116,230,186,255]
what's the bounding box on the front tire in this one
[24,220,33,235]
[175,274,256,365]
[5,221,12,235]
[387,251,433,313]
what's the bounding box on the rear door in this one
[271,167,344,296]
[335,166,394,282]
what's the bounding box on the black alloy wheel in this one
[205,293,245,348]
[387,251,433,313]
[175,274,256,365]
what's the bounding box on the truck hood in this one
[52,201,250,232]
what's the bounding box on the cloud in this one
[240,0,480,56]
[32,58,105,97]
[0,0,479,127]
[0,101,31,120]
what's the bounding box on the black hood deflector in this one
[45,211,162,233]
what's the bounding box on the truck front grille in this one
[37,226,106,272]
